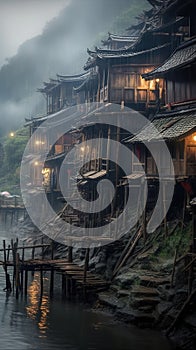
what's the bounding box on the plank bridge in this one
[0,238,109,299]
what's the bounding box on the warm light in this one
[156,79,160,83]
[34,161,39,166]
[193,135,196,142]
[10,132,15,137]
[42,168,50,175]
[81,147,85,152]
[149,80,154,89]
[26,274,49,335]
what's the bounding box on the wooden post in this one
[3,240,7,271]
[31,246,35,277]
[25,270,28,296]
[15,253,20,299]
[65,276,70,298]
[188,258,193,296]
[50,240,54,297]
[83,248,90,284]
[106,126,111,174]
[11,239,18,293]
[50,240,54,260]
[7,244,10,262]
[3,240,8,291]
[163,182,168,236]
[40,268,43,295]
[62,274,65,298]
[190,201,196,253]
[170,248,177,288]
[68,246,73,263]
[41,237,44,260]
[21,244,25,295]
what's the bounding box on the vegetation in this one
[94,0,150,45]
[146,223,192,265]
[158,224,192,259]
[0,128,28,194]
[109,0,150,34]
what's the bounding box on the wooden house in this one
[38,72,91,115]
[126,109,196,179]
[79,0,190,116]
[125,0,196,202]
[25,0,196,217]
[143,37,196,107]
[101,33,138,51]
[25,72,89,197]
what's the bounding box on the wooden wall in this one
[166,64,196,105]
[109,65,164,108]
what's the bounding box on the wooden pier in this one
[0,238,109,299]
[0,196,26,224]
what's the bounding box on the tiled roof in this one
[97,43,169,59]
[126,108,196,143]
[84,43,170,70]
[57,71,90,82]
[143,38,196,79]
[38,72,91,93]
[102,33,138,45]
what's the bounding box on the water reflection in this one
[26,273,49,337]
[0,227,173,350]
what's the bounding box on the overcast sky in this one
[0,0,69,68]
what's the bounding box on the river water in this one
[0,225,173,350]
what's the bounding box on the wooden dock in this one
[0,196,26,224]
[0,238,109,299]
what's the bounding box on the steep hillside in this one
[0,0,150,136]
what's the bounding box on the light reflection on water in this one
[0,227,173,350]
[26,273,49,337]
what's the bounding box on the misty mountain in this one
[0,0,149,136]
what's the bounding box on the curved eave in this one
[73,74,98,93]
[57,71,90,83]
[96,43,170,60]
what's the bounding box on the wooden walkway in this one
[0,239,109,299]
[0,205,26,224]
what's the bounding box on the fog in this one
[0,0,148,136]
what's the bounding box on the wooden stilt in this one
[62,274,65,298]
[50,240,54,297]
[3,240,10,292]
[7,244,10,262]
[41,237,44,260]
[11,239,18,293]
[15,253,20,299]
[65,276,70,298]
[40,268,43,295]
[83,248,90,284]
[31,246,35,277]
[25,270,28,296]
[20,244,25,295]
[163,182,168,236]
[68,246,73,263]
